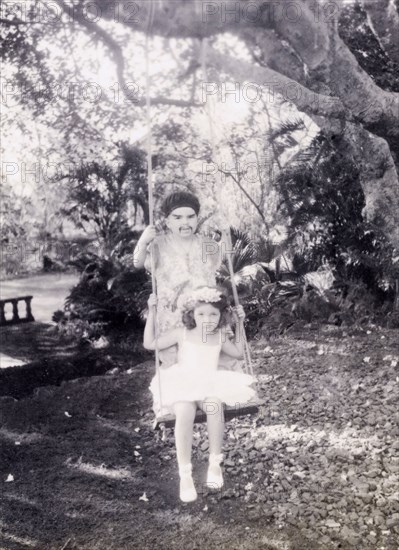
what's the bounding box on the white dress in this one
[149,329,256,416]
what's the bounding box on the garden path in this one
[0,273,79,323]
[0,273,79,368]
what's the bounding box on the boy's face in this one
[166,207,198,237]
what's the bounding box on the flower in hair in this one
[177,287,222,311]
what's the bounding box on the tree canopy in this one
[2,0,399,247]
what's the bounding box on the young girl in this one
[144,286,256,503]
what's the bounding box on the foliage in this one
[244,269,399,337]
[52,141,157,334]
[212,224,398,336]
[339,2,399,93]
[53,315,107,342]
[213,226,283,295]
[3,0,399,337]
[58,251,151,333]
[0,183,42,276]
[59,143,149,257]
[274,132,399,298]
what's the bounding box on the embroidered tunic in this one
[144,233,222,365]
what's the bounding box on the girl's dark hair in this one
[182,291,231,330]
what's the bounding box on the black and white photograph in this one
[1,0,399,548]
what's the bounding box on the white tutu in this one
[149,329,256,416]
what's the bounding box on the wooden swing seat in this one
[154,396,263,430]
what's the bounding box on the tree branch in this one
[55,0,127,86]
[54,0,200,108]
[361,0,399,65]
[271,0,399,141]
[69,0,399,140]
[205,47,350,121]
[0,17,29,25]
[219,167,269,232]
[135,96,199,108]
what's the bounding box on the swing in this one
[144,29,262,430]
[154,398,263,430]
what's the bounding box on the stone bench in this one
[0,296,35,326]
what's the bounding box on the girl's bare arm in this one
[220,305,246,358]
[143,293,180,350]
[221,337,244,359]
[144,327,180,351]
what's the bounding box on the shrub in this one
[53,246,150,344]
[277,134,399,300]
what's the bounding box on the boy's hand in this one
[232,305,245,321]
[147,293,157,308]
[139,225,156,245]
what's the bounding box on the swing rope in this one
[144,1,163,415]
[200,38,253,377]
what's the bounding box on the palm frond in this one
[267,118,305,141]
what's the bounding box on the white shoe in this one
[179,463,197,503]
[206,453,224,489]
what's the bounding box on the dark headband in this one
[161,191,200,217]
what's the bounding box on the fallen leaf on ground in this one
[91,336,109,349]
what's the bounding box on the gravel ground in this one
[0,325,398,549]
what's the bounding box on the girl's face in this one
[166,207,198,238]
[193,302,221,332]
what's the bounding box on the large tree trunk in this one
[313,115,399,245]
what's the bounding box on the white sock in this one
[207,453,224,488]
[178,463,197,502]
